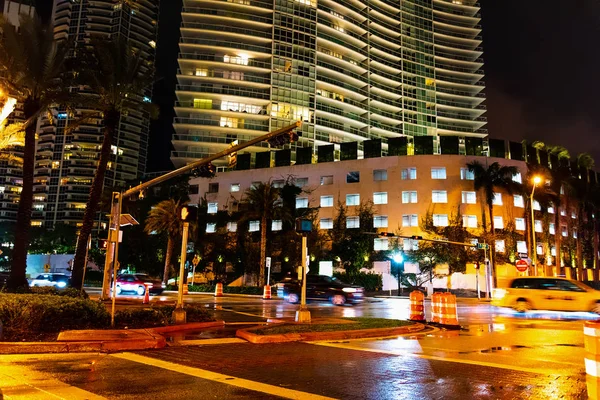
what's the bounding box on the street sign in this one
[476,243,489,250]
[266,257,271,269]
[192,254,200,267]
[515,259,529,272]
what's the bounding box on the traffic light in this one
[99,239,108,249]
[295,219,313,233]
[192,162,216,178]
[379,232,395,237]
[267,130,301,147]
[180,205,198,222]
[411,236,423,240]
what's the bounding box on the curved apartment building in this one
[172,0,485,168]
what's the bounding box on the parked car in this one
[492,277,600,313]
[116,274,165,296]
[279,275,364,306]
[29,273,71,289]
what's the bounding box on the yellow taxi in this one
[492,277,600,313]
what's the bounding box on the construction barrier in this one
[214,282,223,297]
[183,284,189,295]
[431,292,441,323]
[439,293,459,327]
[409,290,425,321]
[584,321,600,399]
[263,285,272,300]
[142,284,150,305]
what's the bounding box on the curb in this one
[236,323,426,344]
[0,320,225,355]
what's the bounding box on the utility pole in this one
[295,234,311,323]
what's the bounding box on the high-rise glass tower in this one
[30,0,159,228]
[171,0,485,168]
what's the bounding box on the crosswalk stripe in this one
[112,352,337,400]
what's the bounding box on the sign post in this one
[173,205,198,325]
[295,219,312,323]
[266,257,271,286]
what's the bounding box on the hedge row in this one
[333,272,383,292]
[0,293,215,341]
[168,284,265,295]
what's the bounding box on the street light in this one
[530,175,542,276]
[391,251,405,295]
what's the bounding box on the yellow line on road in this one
[310,342,564,376]
[113,352,338,400]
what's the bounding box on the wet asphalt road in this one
[0,290,594,399]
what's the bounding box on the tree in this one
[240,181,291,286]
[71,37,156,290]
[0,16,72,290]
[144,199,184,284]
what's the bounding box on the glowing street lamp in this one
[392,252,404,264]
[530,175,543,275]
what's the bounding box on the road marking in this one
[113,352,337,400]
[177,338,247,345]
[0,356,106,400]
[309,342,566,376]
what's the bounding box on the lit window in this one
[249,220,260,232]
[512,173,522,183]
[346,171,360,183]
[495,240,506,253]
[296,197,309,208]
[461,191,476,204]
[403,239,419,251]
[272,180,285,188]
[432,190,447,203]
[193,99,212,109]
[532,200,541,211]
[517,241,527,253]
[493,216,504,229]
[548,204,555,214]
[560,208,566,216]
[206,223,216,233]
[431,167,446,179]
[224,54,249,66]
[537,244,544,255]
[33,204,44,211]
[346,216,360,229]
[230,183,240,192]
[549,223,555,235]
[571,211,577,219]
[207,202,218,214]
[346,194,360,206]
[433,214,449,227]
[111,145,123,156]
[535,220,542,233]
[295,177,309,187]
[551,246,556,256]
[320,195,334,207]
[0,187,4,193]
[560,186,565,195]
[492,193,503,206]
[272,220,282,231]
[573,229,577,238]
[51,161,60,169]
[460,168,474,180]
[227,222,237,232]
[561,226,568,237]
[320,175,333,185]
[373,192,388,205]
[513,195,524,208]
[31,221,42,227]
[402,191,417,204]
[220,116,238,128]
[251,182,261,189]
[515,218,525,231]
[374,238,389,251]
[402,214,418,227]
[320,218,333,229]
[401,168,417,180]
[373,169,387,181]
[462,215,477,228]
[373,215,388,228]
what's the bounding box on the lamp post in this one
[530,176,542,276]
[392,252,404,295]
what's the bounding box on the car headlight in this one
[56,281,67,288]
[342,288,357,293]
[492,288,506,299]
[161,283,166,288]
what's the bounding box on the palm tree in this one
[144,199,184,284]
[71,37,156,290]
[467,161,519,282]
[0,16,71,290]
[241,182,290,286]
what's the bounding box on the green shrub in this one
[30,287,89,299]
[114,308,170,329]
[0,294,109,341]
[184,285,263,295]
[333,272,382,292]
[151,304,215,323]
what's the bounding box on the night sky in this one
[35,0,600,171]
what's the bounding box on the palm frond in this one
[0,122,25,149]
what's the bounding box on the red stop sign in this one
[515,259,529,272]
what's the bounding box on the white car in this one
[30,273,71,289]
[492,277,600,313]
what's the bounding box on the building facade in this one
[187,138,600,284]
[26,0,160,228]
[172,0,485,168]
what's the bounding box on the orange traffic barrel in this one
[431,292,441,323]
[183,283,189,295]
[584,321,600,399]
[142,284,150,304]
[409,290,425,321]
[439,293,459,327]
[214,282,223,297]
[263,285,272,300]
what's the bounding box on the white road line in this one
[0,357,106,400]
[177,338,247,345]
[113,352,338,400]
[309,341,565,376]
